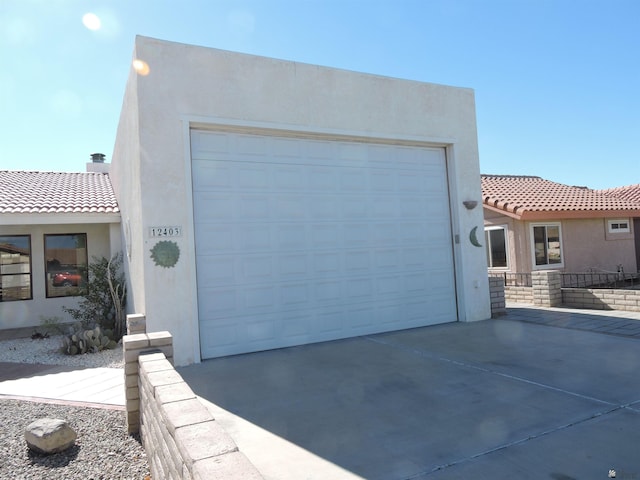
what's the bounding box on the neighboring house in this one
[109,36,490,365]
[0,165,121,331]
[482,175,640,275]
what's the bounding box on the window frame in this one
[484,225,509,269]
[0,235,33,302]
[44,233,88,298]
[607,219,631,234]
[530,222,564,270]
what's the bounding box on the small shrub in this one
[38,315,67,336]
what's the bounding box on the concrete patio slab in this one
[178,308,640,479]
[0,363,124,408]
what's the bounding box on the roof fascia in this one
[520,210,640,221]
[482,204,522,220]
[0,213,121,226]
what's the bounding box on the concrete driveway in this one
[178,308,640,479]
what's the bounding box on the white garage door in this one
[191,130,457,359]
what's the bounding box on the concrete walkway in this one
[178,305,640,480]
[0,362,124,408]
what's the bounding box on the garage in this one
[191,129,458,359]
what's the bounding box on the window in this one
[484,226,508,268]
[531,223,563,268]
[608,219,630,233]
[45,234,88,298]
[0,235,32,302]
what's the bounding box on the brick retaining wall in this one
[122,314,263,480]
[502,282,640,312]
[137,352,263,480]
[563,288,640,312]
[504,286,534,304]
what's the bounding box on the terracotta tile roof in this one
[481,175,640,220]
[0,171,119,214]
[597,184,640,204]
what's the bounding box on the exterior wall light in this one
[463,200,478,210]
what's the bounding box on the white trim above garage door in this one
[191,129,457,359]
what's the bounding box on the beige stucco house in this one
[0,164,121,331]
[109,36,491,366]
[482,175,640,275]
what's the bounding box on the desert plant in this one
[60,325,117,355]
[63,253,127,341]
[38,315,67,336]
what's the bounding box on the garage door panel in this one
[192,130,457,359]
[193,192,235,220]
[279,254,309,277]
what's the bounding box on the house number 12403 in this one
[149,226,182,238]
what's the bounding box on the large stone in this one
[25,418,77,454]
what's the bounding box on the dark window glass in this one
[485,228,507,268]
[0,235,32,302]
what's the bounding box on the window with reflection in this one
[0,235,32,302]
[45,234,88,298]
[532,224,563,267]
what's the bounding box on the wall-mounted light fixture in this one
[463,200,478,210]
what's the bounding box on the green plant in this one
[63,253,127,341]
[38,315,67,336]
[60,325,117,355]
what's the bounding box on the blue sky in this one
[1,0,638,190]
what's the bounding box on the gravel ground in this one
[0,399,149,480]
[0,335,123,368]
[0,336,149,479]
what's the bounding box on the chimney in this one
[87,153,110,173]
[91,153,106,163]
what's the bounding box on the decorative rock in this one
[25,418,77,454]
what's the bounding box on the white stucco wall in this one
[0,223,119,330]
[111,36,490,366]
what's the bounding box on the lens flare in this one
[82,13,101,31]
[132,59,150,76]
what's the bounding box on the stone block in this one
[124,348,144,364]
[127,314,147,334]
[123,333,151,350]
[139,351,169,363]
[126,385,140,400]
[124,362,139,375]
[192,452,264,480]
[126,374,139,388]
[175,420,238,467]
[127,414,140,434]
[156,382,197,405]
[126,398,140,413]
[161,398,214,436]
[148,331,173,347]
[144,369,184,389]
[141,357,174,374]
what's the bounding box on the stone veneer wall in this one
[488,276,506,317]
[122,315,263,480]
[499,273,640,313]
[504,286,534,304]
[563,288,640,312]
[532,270,562,307]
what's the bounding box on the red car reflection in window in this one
[52,272,83,287]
